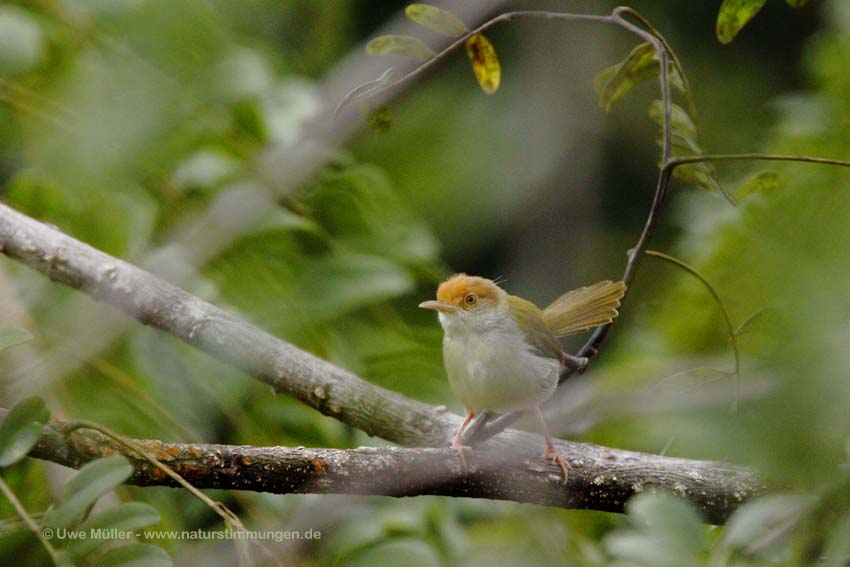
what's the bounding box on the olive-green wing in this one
[542,280,626,337]
[507,295,563,362]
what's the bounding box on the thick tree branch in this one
[0,203,765,522]
[25,417,764,524]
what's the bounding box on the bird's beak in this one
[418,300,459,313]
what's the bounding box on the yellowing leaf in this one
[405,4,468,37]
[736,170,782,199]
[368,105,392,133]
[465,34,500,94]
[716,0,767,44]
[366,35,434,62]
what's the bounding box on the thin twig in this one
[0,476,63,565]
[612,7,698,119]
[667,153,850,169]
[341,12,618,112]
[644,250,741,404]
[62,421,282,567]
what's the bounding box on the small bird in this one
[420,274,626,482]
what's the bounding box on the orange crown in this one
[436,274,502,309]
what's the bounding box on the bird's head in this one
[419,274,506,332]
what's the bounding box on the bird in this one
[419,274,626,482]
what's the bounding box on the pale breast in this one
[442,324,560,413]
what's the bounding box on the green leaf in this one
[71,502,161,559]
[366,35,434,62]
[786,0,808,6]
[303,164,439,263]
[328,320,445,403]
[605,532,689,566]
[594,43,687,111]
[649,100,698,140]
[822,511,850,567]
[0,396,49,467]
[0,6,44,75]
[172,149,239,191]
[405,4,468,37]
[716,0,767,44]
[628,492,704,551]
[0,325,32,352]
[44,456,134,529]
[91,543,172,567]
[465,34,500,94]
[595,43,657,111]
[736,170,783,199]
[212,47,273,102]
[593,65,618,97]
[368,105,393,133]
[336,538,441,567]
[723,494,811,551]
[254,206,321,235]
[5,172,67,222]
[604,493,704,566]
[295,253,414,323]
[671,163,722,193]
[649,101,725,195]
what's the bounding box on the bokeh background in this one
[1,0,849,565]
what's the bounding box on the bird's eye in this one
[464,294,477,305]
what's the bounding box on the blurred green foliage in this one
[0,0,848,566]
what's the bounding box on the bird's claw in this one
[545,449,571,485]
[563,354,589,374]
[452,441,472,475]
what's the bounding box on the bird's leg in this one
[535,405,570,485]
[451,411,475,475]
[563,353,589,373]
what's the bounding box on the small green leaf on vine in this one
[366,35,434,62]
[649,101,724,195]
[736,170,782,199]
[594,42,684,112]
[649,100,699,142]
[405,4,468,37]
[716,0,768,44]
[466,34,500,94]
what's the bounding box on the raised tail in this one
[542,280,626,337]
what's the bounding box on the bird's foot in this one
[563,354,589,374]
[545,448,571,485]
[451,438,472,475]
